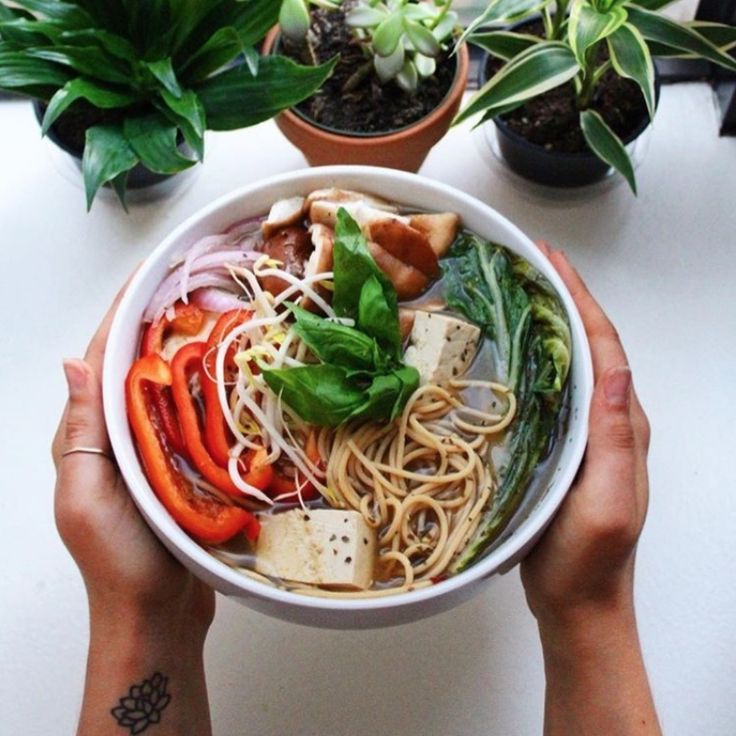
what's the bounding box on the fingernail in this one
[536,240,551,256]
[63,359,87,396]
[603,367,631,408]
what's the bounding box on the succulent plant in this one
[0,0,336,210]
[347,0,458,92]
[280,0,459,93]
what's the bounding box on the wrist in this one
[537,594,638,663]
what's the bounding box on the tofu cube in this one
[255,509,376,590]
[403,311,481,384]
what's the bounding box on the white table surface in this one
[2,83,735,736]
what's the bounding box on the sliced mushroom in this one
[408,213,461,258]
[258,226,313,297]
[367,241,429,301]
[301,224,335,312]
[366,219,439,279]
[309,199,406,229]
[305,188,397,212]
[262,197,307,239]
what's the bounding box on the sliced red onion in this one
[146,273,240,323]
[225,215,264,239]
[190,288,248,313]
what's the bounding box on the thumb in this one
[59,359,112,459]
[576,366,639,539]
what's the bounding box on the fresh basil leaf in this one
[262,364,364,426]
[333,209,400,349]
[357,274,401,360]
[289,304,378,371]
[390,365,421,419]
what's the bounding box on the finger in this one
[535,239,552,257]
[58,359,112,460]
[84,269,138,376]
[575,366,641,544]
[548,250,628,377]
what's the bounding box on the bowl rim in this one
[103,165,593,614]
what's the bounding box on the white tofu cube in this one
[403,311,481,384]
[255,509,376,590]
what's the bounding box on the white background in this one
[1,81,735,735]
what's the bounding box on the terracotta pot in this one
[263,29,469,172]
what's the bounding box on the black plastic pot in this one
[478,22,659,188]
[32,100,183,189]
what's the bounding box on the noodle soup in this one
[125,188,571,598]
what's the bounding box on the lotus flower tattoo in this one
[111,672,171,734]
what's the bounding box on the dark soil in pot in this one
[484,21,649,153]
[281,4,456,135]
[33,100,184,190]
[482,20,653,187]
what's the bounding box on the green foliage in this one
[282,0,459,93]
[0,0,335,209]
[262,209,420,427]
[442,234,571,572]
[456,0,736,193]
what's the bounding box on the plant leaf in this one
[374,42,405,82]
[580,109,636,194]
[607,23,655,119]
[123,114,196,174]
[373,11,405,57]
[196,55,337,131]
[144,58,182,98]
[629,0,677,9]
[179,26,250,83]
[568,1,627,68]
[24,46,131,84]
[157,89,206,160]
[346,6,386,28]
[456,0,545,49]
[82,124,139,210]
[403,19,440,57]
[10,0,93,28]
[454,42,579,125]
[0,50,71,91]
[627,5,736,72]
[279,0,310,43]
[42,77,137,135]
[396,58,419,92]
[469,30,540,61]
[646,21,736,57]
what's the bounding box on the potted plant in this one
[454,0,736,192]
[263,0,470,172]
[0,0,336,210]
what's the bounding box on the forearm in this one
[77,600,212,736]
[538,602,661,736]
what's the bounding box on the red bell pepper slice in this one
[139,303,206,458]
[171,341,273,497]
[125,354,257,544]
[201,309,252,467]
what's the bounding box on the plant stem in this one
[551,0,570,41]
[429,0,452,31]
[576,43,600,109]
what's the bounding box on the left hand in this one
[51,285,215,631]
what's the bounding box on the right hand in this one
[521,244,651,628]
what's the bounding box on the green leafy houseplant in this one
[0,0,336,209]
[280,0,459,93]
[455,0,736,193]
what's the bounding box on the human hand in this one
[51,286,215,633]
[521,243,651,630]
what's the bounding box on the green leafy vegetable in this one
[0,0,333,210]
[442,234,572,573]
[262,209,420,427]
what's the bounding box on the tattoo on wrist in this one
[111,672,171,734]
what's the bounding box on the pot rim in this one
[265,27,469,144]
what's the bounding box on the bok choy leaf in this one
[442,234,571,572]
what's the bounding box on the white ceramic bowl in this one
[103,166,593,629]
